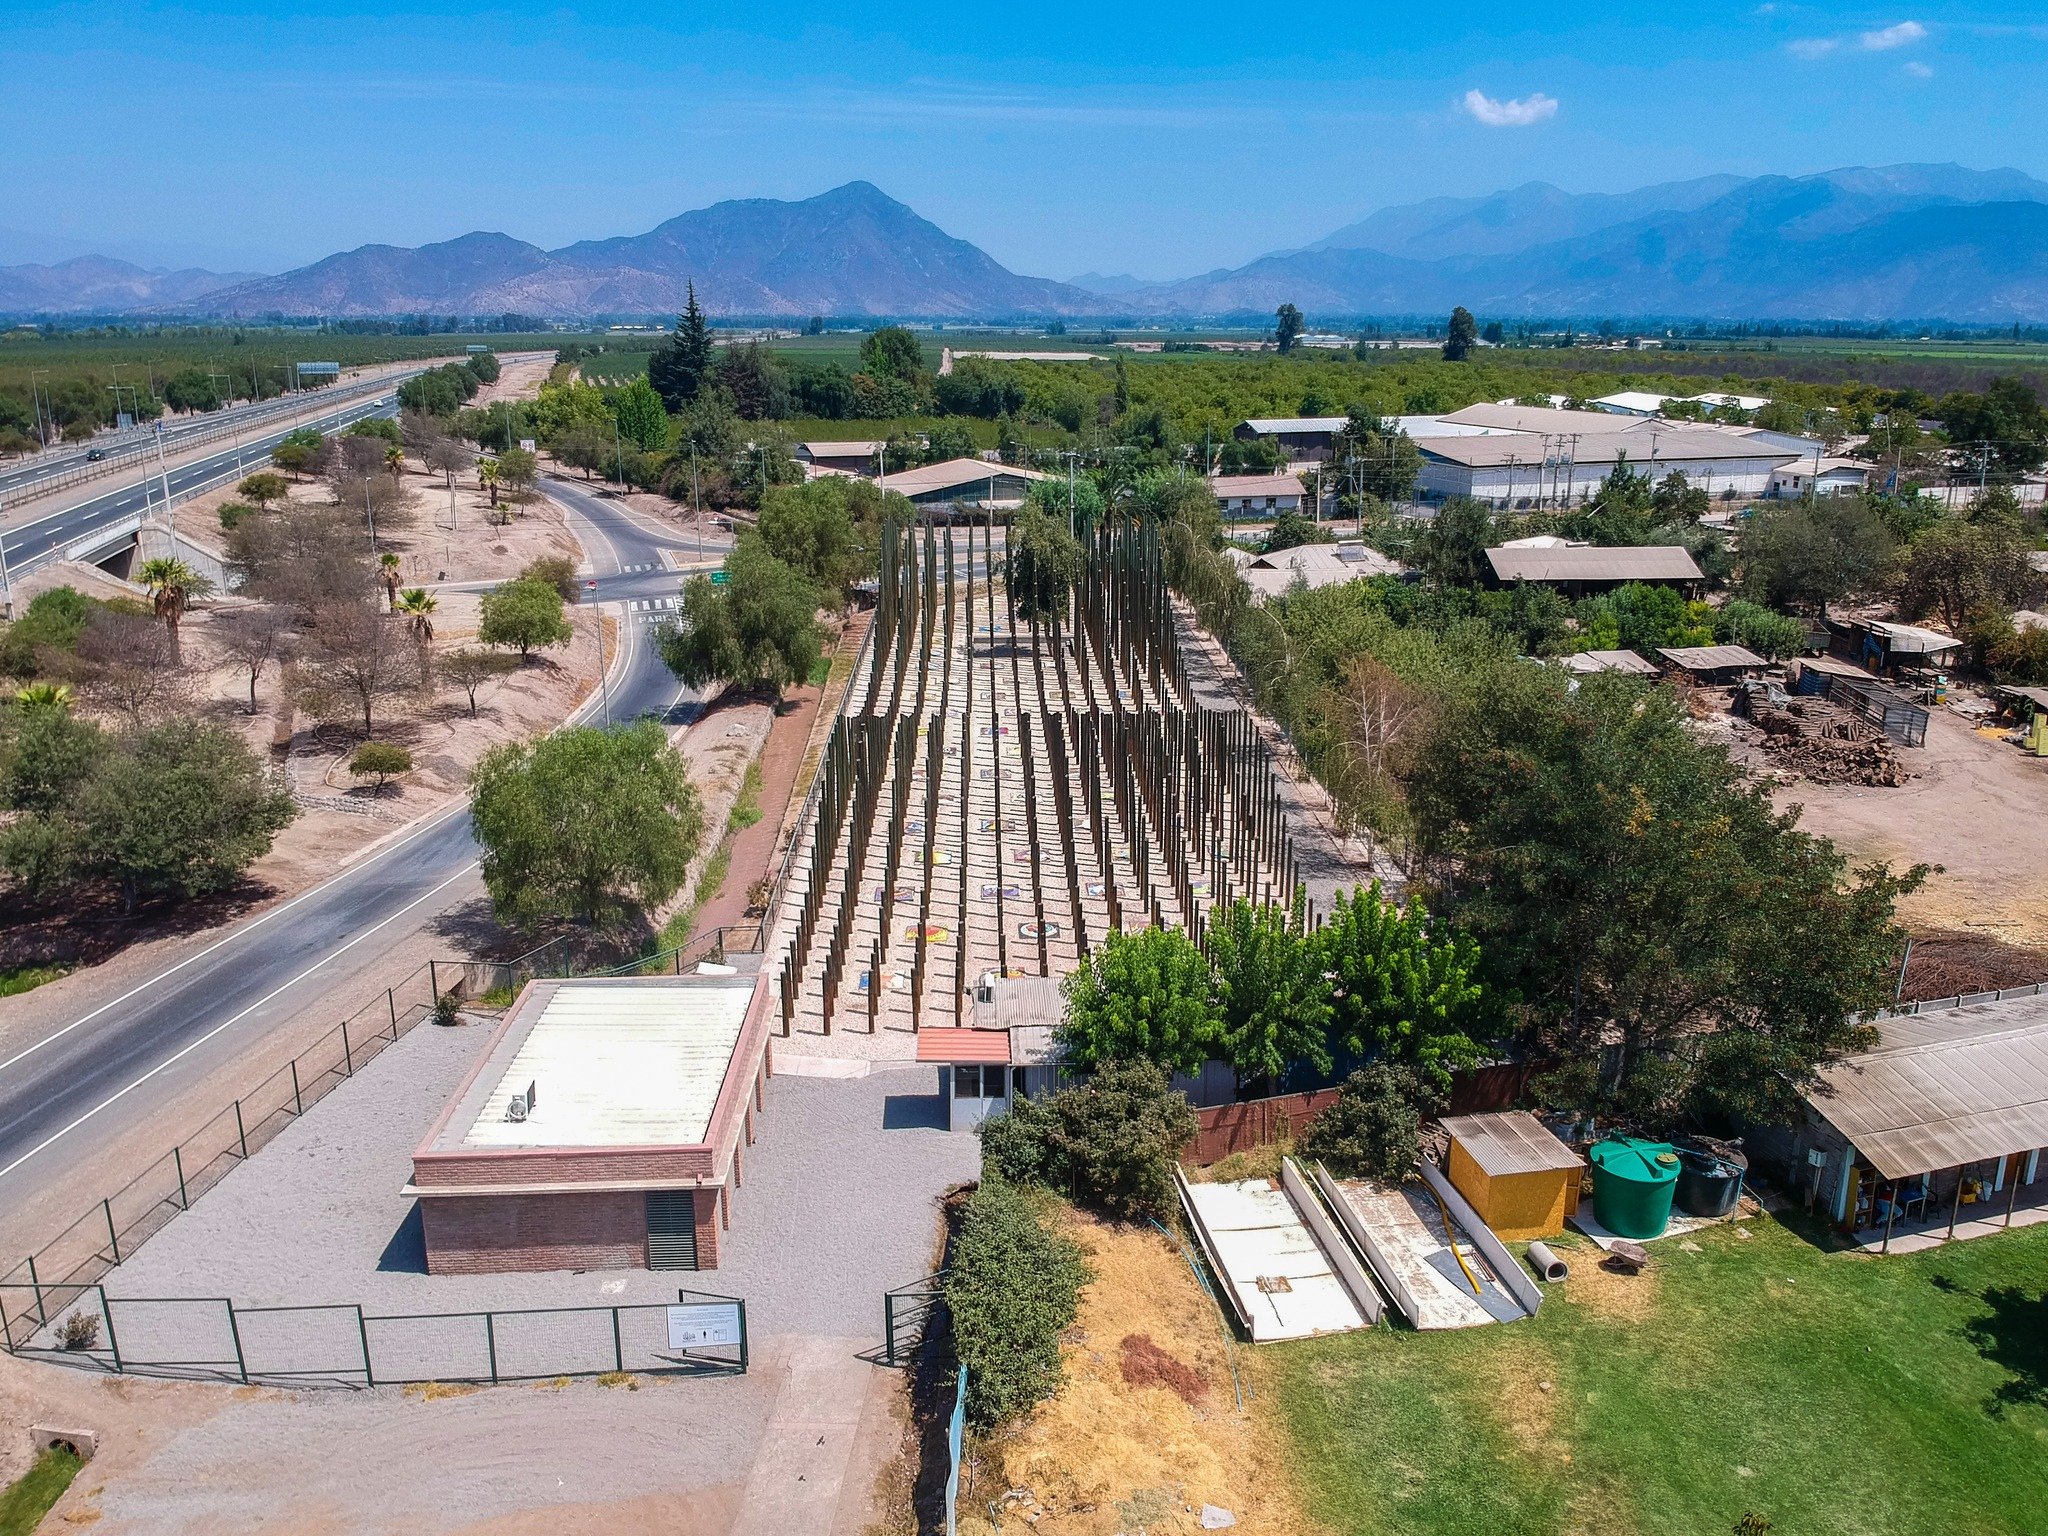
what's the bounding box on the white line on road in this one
[0,864,477,1185]
[0,800,471,1082]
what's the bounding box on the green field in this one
[1269,1215,2048,1536]
[0,1447,82,1536]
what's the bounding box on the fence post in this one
[226,1302,249,1384]
[235,1100,249,1159]
[611,1308,623,1373]
[736,1299,748,1373]
[174,1146,189,1209]
[99,1287,123,1372]
[105,1199,121,1265]
[357,1305,374,1386]
[342,1022,353,1075]
[429,960,439,1003]
[387,989,397,1035]
[485,1312,499,1384]
[291,1061,303,1116]
[27,1254,45,1325]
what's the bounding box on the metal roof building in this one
[878,457,1049,512]
[1557,649,1661,676]
[1656,644,1768,680]
[1484,545,1704,592]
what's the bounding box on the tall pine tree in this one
[649,282,714,411]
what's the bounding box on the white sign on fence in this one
[667,1302,742,1349]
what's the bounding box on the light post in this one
[210,372,243,472]
[29,370,51,450]
[363,474,378,550]
[0,491,13,619]
[692,444,701,562]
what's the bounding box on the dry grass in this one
[402,1382,479,1402]
[960,1210,1325,1536]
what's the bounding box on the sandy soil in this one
[961,1210,1322,1536]
[1764,699,2048,944]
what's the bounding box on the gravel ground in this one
[98,1007,978,1352]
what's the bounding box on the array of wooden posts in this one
[777,512,1304,1035]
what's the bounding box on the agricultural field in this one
[1267,1215,2048,1536]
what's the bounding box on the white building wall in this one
[1420,453,1792,507]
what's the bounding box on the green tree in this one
[478,578,574,661]
[495,445,539,500]
[1737,497,1895,617]
[1937,377,2048,482]
[1301,1065,1435,1180]
[977,1059,1196,1218]
[656,538,820,695]
[942,1178,1089,1429]
[348,741,412,794]
[1057,925,1219,1075]
[439,646,517,717]
[1274,303,1304,354]
[1407,497,1494,587]
[237,471,289,509]
[1317,883,1485,1095]
[859,325,927,382]
[1,718,294,913]
[271,427,324,479]
[1715,599,1807,660]
[1206,896,1333,1091]
[0,698,104,814]
[648,283,716,412]
[754,477,883,605]
[1442,306,1479,362]
[1897,517,2044,632]
[162,369,221,413]
[613,378,670,451]
[1005,501,1083,627]
[469,719,704,930]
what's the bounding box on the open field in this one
[1267,1215,2048,1536]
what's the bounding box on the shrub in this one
[217,500,258,531]
[1301,1064,1436,1181]
[976,1058,1196,1219]
[349,741,412,792]
[521,555,579,601]
[0,586,95,677]
[943,1178,1089,1428]
[57,1311,100,1351]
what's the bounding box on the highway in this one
[0,477,729,1203]
[0,388,407,583]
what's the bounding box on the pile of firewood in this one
[1759,732,1907,786]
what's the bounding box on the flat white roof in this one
[446,977,756,1150]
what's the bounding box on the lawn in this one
[1266,1214,2048,1536]
[0,1447,83,1536]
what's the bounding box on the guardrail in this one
[1,374,410,506]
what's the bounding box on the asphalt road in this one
[0,374,421,503]
[0,479,729,1197]
[1,389,406,583]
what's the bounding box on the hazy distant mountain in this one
[1135,164,2048,322]
[1064,272,1173,296]
[174,183,1101,320]
[0,255,263,315]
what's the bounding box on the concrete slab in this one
[1179,1176,1367,1342]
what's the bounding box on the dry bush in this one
[70,609,187,722]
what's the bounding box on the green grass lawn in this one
[0,1447,83,1536]
[0,963,69,999]
[1268,1214,2048,1536]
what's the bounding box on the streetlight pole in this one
[0,491,13,619]
[153,419,176,541]
[364,474,377,550]
[210,372,243,472]
[692,444,701,562]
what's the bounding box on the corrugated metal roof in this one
[1804,996,2048,1178]
[797,440,884,457]
[1420,426,1795,470]
[1867,621,1962,653]
[454,978,755,1150]
[1237,416,1349,434]
[1243,544,1362,598]
[915,1027,1013,1064]
[1441,1112,1584,1176]
[1486,546,1703,583]
[880,457,1049,497]
[1210,473,1306,498]
[1179,1176,1368,1341]
[1558,649,1660,676]
[1657,644,1767,672]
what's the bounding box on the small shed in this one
[915,1028,1013,1130]
[1558,649,1660,677]
[1657,644,1768,684]
[1439,1111,1585,1240]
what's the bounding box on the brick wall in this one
[420,1182,730,1274]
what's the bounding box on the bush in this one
[943,1178,1089,1428]
[521,555,579,601]
[976,1058,1196,1218]
[1300,1065,1435,1181]
[217,500,257,531]
[0,587,95,677]
[57,1311,99,1351]
[349,741,412,792]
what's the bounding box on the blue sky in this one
[3,1,2043,279]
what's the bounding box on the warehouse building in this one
[879,456,1050,516]
[1415,425,1798,506]
[409,972,773,1274]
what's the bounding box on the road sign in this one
[709,571,729,585]
[667,1302,743,1349]
[519,438,536,452]
[296,362,341,376]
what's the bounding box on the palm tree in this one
[395,588,437,662]
[384,443,405,479]
[15,681,74,712]
[137,556,215,654]
[380,552,402,609]
[478,457,501,508]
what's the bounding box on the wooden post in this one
[1946,1165,1965,1240]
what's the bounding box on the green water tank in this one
[1589,1138,1681,1239]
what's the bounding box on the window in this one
[954,1064,992,1097]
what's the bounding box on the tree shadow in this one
[1935,1274,2048,1414]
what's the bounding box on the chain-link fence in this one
[2,1284,747,1386]
[0,963,439,1349]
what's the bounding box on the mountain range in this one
[5,166,2048,323]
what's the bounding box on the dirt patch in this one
[1561,1240,1662,1323]
[1898,928,2048,1002]
[1117,1334,1206,1405]
[1480,1335,1567,1460]
[965,1211,1322,1536]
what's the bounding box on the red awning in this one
[915,1028,1012,1065]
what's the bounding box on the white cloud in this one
[1460,89,1558,128]
[1860,20,1926,50]
[1788,37,1840,58]
[1903,59,1934,76]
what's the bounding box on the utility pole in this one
[0,491,13,619]
[29,369,50,450]
[364,474,377,550]
[209,373,243,472]
[692,444,701,561]
[153,419,175,540]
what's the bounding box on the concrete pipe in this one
[1526,1241,1569,1283]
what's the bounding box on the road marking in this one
[0,799,471,1082]
[0,865,476,1185]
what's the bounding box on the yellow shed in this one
[1440,1111,1585,1240]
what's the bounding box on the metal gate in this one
[646,1191,699,1270]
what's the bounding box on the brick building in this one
[408,972,772,1274]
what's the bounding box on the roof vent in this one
[504,1079,538,1122]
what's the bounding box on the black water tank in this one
[1675,1149,1744,1217]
